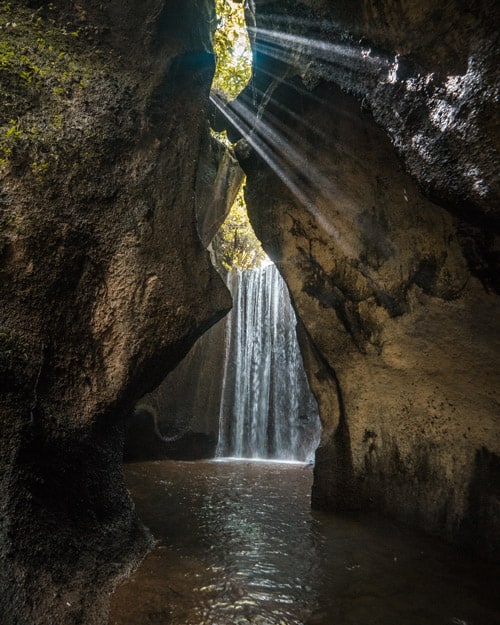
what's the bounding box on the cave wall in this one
[195,134,245,247]
[0,1,231,624]
[125,312,228,462]
[230,0,500,558]
[123,136,243,462]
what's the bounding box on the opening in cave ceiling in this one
[210,0,268,271]
[212,0,252,100]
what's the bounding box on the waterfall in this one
[217,264,320,462]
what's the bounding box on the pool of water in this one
[109,460,500,625]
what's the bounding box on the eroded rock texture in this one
[223,0,500,558]
[124,136,242,462]
[0,1,230,624]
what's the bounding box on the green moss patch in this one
[0,1,112,179]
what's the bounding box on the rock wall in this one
[123,136,243,462]
[195,135,245,247]
[226,0,500,558]
[124,313,228,462]
[0,1,230,624]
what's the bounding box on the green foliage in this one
[0,119,20,171]
[212,0,252,99]
[0,117,59,178]
[212,179,268,271]
[0,3,92,111]
[210,3,264,270]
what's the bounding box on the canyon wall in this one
[1,5,499,625]
[123,138,243,462]
[0,1,230,624]
[225,0,500,558]
[124,314,227,462]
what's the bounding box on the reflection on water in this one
[110,461,500,625]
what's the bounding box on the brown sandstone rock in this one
[233,0,500,559]
[0,1,230,624]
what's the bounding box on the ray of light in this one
[211,94,330,228]
[251,26,395,80]
[253,38,382,84]
[232,98,341,203]
[230,94,363,219]
[211,92,360,254]
[243,76,377,167]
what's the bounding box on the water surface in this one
[110,460,499,625]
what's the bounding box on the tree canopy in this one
[212,0,252,99]
[212,179,269,272]
[210,2,267,272]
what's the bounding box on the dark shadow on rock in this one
[294,319,357,512]
[460,447,500,561]
[123,409,217,462]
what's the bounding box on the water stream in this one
[110,460,500,625]
[217,265,320,461]
[113,267,499,624]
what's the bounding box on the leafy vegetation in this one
[212,0,252,99]
[210,2,268,271]
[212,179,268,271]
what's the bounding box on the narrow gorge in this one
[0,1,499,624]
[126,264,320,463]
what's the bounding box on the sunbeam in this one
[211,93,314,209]
[251,25,395,80]
[210,92,361,256]
[209,16,401,263]
[242,75,378,166]
[231,97,346,208]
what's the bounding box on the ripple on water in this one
[109,460,500,625]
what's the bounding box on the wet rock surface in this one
[243,0,500,223]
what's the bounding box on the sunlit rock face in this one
[195,134,245,248]
[230,0,500,558]
[0,1,230,624]
[248,0,499,225]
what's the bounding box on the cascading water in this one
[217,264,320,462]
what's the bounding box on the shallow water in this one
[110,460,500,625]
